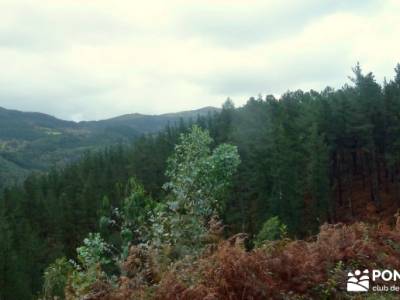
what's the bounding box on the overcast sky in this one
[0,0,399,121]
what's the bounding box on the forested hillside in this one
[2,64,400,299]
[0,106,218,190]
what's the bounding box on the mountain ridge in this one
[0,105,220,189]
[0,105,219,124]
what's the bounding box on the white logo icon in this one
[347,269,369,292]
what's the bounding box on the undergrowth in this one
[78,221,400,300]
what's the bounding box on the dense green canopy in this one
[2,64,400,299]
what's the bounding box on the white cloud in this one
[0,0,398,120]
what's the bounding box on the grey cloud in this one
[177,0,380,47]
[0,0,397,120]
[0,3,137,51]
[197,55,353,96]
[0,73,118,120]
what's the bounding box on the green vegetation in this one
[254,216,287,247]
[2,64,400,299]
[43,126,240,299]
[0,106,218,190]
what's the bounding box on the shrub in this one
[254,216,287,247]
[153,221,400,299]
[42,257,73,300]
[65,233,113,299]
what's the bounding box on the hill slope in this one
[0,106,219,189]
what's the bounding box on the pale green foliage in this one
[152,125,240,255]
[121,179,155,244]
[41,234,112,299]
[77,232,111,268]
[98,178,156,259]
[163,125,213,216]
[255,216,287,247]
[68,233,112,298]
[164,125,241,217]
[149,202,206,256]
[42,257,73,300]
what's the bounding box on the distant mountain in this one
[0,106,219,189]
[0,106,78,140]
[81,106,218,133]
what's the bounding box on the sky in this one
[0,0,399,121]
